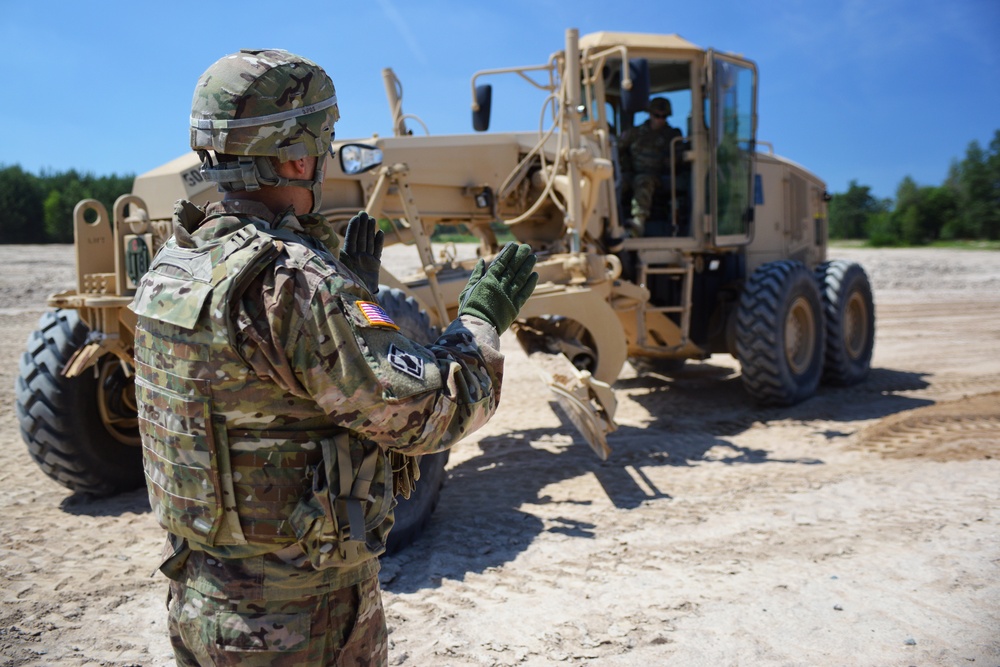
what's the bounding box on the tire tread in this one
[735,260,824,406]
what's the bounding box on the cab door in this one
[707,51,758,246]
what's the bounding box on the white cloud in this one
[376,0,429,66]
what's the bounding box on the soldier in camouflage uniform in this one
[129,49,538,666]
[618,97,683,235]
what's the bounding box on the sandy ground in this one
[0,244,998,666]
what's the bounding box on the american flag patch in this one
[357,301,399,329]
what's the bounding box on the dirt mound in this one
[853,391,1000,461]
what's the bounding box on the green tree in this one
[829,180,886,239]
[940,159,974,239]
[42,190,66,242]
[865,209,899,247]
[988,130,1000,239]
[953,132,1000,240]
[90,173,134,212]
[0,166,45,243]
[42,178,90,242]
[891,177,957,245]
[917,186,958,243]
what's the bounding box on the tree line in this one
[2,129,998,245]
[0,166,134,243]
[829,130,1000,245]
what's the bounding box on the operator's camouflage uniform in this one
[130,198,504,666]
[618,119,683,225]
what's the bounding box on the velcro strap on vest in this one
[333,435,381,545]
[334,435,361,543]
[319,432,383,552]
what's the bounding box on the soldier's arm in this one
[293,284,504,455]
[234,251,505,456]
[618,129,634,174]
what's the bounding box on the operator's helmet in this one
[649,97,672,117]
[190,49,340,212]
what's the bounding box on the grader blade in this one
[516,333,617,460]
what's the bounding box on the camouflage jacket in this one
[618,120,683,177]
[130,199,505,598]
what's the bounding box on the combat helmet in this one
[649,97,672,117]
[190,49,340,212]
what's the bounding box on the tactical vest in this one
[130,218,394,567]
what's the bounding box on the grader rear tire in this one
[15,309,143,496]
[816,260,875,386]
[735,261,825,406]
[376,286,450,555]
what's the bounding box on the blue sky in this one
[2,0,997,201]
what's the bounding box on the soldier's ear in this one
[275,157,316,179]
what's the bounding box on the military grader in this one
[16,29,874,550]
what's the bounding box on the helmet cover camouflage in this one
[191,49,340,161]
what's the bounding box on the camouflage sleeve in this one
[296,293,504,455]
[238,255,504,456]
[618,129,634,175]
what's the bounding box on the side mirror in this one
[338,143,383,175]
[473,84,492,132]
[620,58,650,115]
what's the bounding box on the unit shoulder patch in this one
[388,343,425,380]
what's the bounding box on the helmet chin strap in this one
[199,153,327,213]
[307,155,327,214]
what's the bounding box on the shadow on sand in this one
[382,364,933,593]
[47,362,933,594]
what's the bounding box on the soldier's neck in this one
[224,186,312,217]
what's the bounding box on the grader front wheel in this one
[95,355,141,446]
[15,309,144,495]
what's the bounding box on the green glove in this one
[458,242,538,332]
[339,211,384,293]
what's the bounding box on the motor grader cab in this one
[17,29,874,550]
